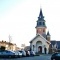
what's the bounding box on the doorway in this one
[38,46,42,53]
[0,46,5,51]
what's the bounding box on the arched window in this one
[39,22,42,25]
[36,41,42,45]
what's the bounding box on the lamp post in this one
[8,35,12,50]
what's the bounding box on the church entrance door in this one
[38,46,42,53]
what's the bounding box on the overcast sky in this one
[0,0,60,47]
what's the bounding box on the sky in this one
[0,0,60,47]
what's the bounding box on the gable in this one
[34,36,46,44]
[30,34,50,44]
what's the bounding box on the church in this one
[30,8,51,54]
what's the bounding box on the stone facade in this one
[30,34,50,54]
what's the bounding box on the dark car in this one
[26,51,30,57]
[51,52,60,60]
[0,50,15,58]
[30,51,35,56]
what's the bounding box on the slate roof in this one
[38,8,44,19]
[51,41,56,45]
[47,31,50,36]
[51,40,60,49]
[36,8,46,28]
[56,41,60,49]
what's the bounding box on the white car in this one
[19,50,26,57]
[19,52,22,57]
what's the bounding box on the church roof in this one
[51,40,60,49]
[30,35,39,43]
[56,41,60,49]
[30,34,51,44]
[51,40,56,45]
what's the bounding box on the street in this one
[20,55,51,60]
[0,55,51,60]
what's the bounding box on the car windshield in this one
[19,51,22,53]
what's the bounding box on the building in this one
[30,8,51,54]
[0,40,17,51]
[16,47,21,50]
[51,40,60,53]
[24,46,30,51]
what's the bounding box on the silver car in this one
[19,50,26,57]
[14,51,22,57]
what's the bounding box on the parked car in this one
[30,51,36,56]
[0,50,15,58]
[26,51,30,57]
[51,52,60,60]
[19,51,23,57]
[19,50,26,57]
[14,51,22,58]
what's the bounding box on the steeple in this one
[38,8,44,20]
[36,8,46,28]
[46,31,50,41]
[47,31,50,36]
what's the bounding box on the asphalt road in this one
[20,55,51,60]
[0,55,51,60]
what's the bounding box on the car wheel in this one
[53,59,55,60]
[9,56,11,58]
[15,55,17,58]
[20,55,22,58]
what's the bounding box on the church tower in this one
[30,8,51,54]
[36,8,46,38]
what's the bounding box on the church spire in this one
[47,31,50,36]
[38,8,44,20]
[36,8,46,28]
[46,31,50,41]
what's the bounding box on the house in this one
[51,40,60,52]
[0,40,17,51]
